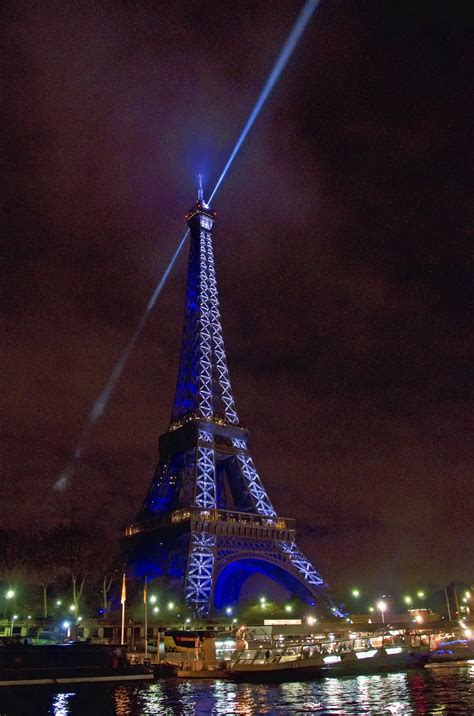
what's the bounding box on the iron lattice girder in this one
[171,214,238,426]
[183,526,328,616]
[194,430,216,509]
[184,532,216,613]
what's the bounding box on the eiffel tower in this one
[127,180,339,617]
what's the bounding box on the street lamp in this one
[351,588,360,598]
[377,600,387,623]
[306,616,317,626]
[167,601,175,610]
[403,596,413,606]
[417,591,425,599]
[284,604,293,613]
[149,595,157,605]
[153,606,159,614]
[4,590,15,619]
[10,614,18,637]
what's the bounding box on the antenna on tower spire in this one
[197,174,204,202]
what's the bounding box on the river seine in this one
[0,662,472,715]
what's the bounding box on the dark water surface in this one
[0,663,473,715]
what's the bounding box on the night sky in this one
[2,1,472,594]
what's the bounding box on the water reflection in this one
[211,680,259,715]
[114,685,134,715]
[0,664,472,715]
[51,692,74,716]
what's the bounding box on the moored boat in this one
[0,642,153,686]
[323,645,429,676]
[229,645,326,683]
[430,639,474,663]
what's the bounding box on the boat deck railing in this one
[233,644,317,666]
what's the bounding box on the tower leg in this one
[184,531,216,617]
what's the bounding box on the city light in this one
[368,606,374,613]
[414,614,423,624]
[306,616,317,626]
[69,605,76,612]
[153,606,159,614]
[167,602,175,610]
[6,590,15,600]
[284,605,293,613]
[149,595,157,604]
[351,589,360,598]
[225,607,233,616]
[404,596,413,605]
[417,591,425,599]
[56,600,62,607]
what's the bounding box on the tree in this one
[95,535,124,618]
[25,531,59,619]
[54,524,99,616]
[0,529,28,592]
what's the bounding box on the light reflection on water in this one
[0,664,473,715]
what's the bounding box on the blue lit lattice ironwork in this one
[170,214,238,427]
[197,231,214,419]
[195,430,216,509]
[279,540,324,587]
[204,231,239,424]
[232,438,276,517]
[184,532,216,616]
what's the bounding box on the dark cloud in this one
[2,0,472,592]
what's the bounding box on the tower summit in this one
[127,188,339,617]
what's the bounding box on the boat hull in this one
[230,661,325,684]
[325,650,429,677]
[0,643,153,686]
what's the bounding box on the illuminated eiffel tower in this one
[127,179,339,617]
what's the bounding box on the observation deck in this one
[126,508,296,542]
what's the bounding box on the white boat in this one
[322,645,429,676]
[430,639,474,662]
[229,645,326,683]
